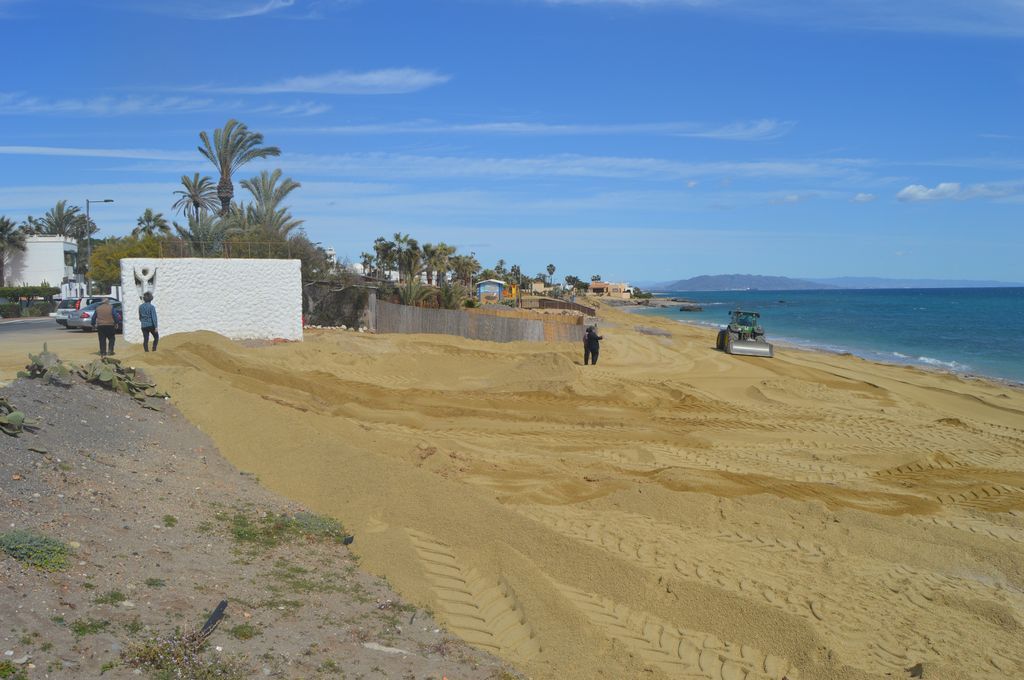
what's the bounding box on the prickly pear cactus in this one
[0,396,39,437]
[77,357,170,401]
[18,343,73,386]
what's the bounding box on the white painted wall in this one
[6,236,76,287]
[119,258,303,344]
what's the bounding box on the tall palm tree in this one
[39,200,87,237]
[547,263,556,284]
[172,173,219,221]
[240,169,303,239]
[422,242,455,286]
[359,252,374,276]
[373,237,395,280]
[132,209,171,238]
[0,216,27,286]
[198,119,281,216]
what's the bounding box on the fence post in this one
[367,288,377,332]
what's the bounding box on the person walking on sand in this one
[91,298,121,357]
[139,292,159,352]
[583,326,603,365]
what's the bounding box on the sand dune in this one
[132,305,1024,679]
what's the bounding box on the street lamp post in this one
[85,199,113,295]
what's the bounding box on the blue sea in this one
[638,288,1024,384]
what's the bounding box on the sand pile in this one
[131,309,1024,679]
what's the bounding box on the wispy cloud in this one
[0,145,872,184]
[897,180,1024,202]
[211,69,451,95]
[0,146,196,162]
[538,0,1024,37]
[277,117,793,140]
[116,0,343,21]
[0,93,329,117]
[852,192,877,203]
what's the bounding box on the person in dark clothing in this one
[91,299,121,357]
[583,326,603,365]
[138,292,159,352]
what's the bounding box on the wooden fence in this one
[521,297,596,316]
[375,301,585,343]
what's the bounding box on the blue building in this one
[475,279,506,304]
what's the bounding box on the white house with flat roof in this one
[6,236,79,291]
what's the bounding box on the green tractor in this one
[716,310,774,358]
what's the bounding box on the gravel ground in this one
[0,372,521,680]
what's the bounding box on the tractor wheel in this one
[716,329,727,350]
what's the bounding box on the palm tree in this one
[39,200,87,237]
[437,280,468,310]
[449,254,480,286]
[132,209,171,238]
[391,232,421,282]
[547,263,556,284]
[425,242,455,286]
[240,169,303,239]
[359,252,374,277]
[173,212,229,257]
[0,216,27,286]
[373,237,395,280]
[397,279,434,306]
[172,173,219,221]
[198,119,281,216]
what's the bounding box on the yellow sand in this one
[122,306,1023,679]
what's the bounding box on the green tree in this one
[0,216,27,287]
[132,209,171,238]
[240,169,303,239]
[437,280,468,310]
[173,212,230,257]
[546,263,556,284]
[172,173,219,221]
[449,254,480,286]
[359,252,374,276]
[38,200,88,237]
[198,119,281,216]
[397,279,434,306]
[373,237,395,279]
[90,236,163,289]
[391,232,421,283]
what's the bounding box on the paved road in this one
[0,318,103,383]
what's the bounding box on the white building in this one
[6,236,79,292]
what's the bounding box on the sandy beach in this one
[115,304,1024,679]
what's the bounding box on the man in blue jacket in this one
[139,292,159,352]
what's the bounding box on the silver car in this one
[55,296,113,327]
[67,300,123,333]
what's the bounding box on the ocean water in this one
[638,287,1024,384]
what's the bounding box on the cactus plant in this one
[18,343,73,386]
[0,396,39,436]
[77,357,169,401]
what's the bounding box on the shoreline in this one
[626,304,1024,389]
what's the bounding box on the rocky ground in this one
[0,369,521,680]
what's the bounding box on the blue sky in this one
[1,0,1022,283]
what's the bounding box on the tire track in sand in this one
[405,529,541,660]
[554,581,800,679]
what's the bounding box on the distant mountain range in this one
[656,274,836,291]
[649,274,1024,291]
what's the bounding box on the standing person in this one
[91,298,121,357]
[139,292,159,352]
[583,326,603,365]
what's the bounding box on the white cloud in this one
[215,69,451,95]
[0,93,329,117]
[537,0,1024,37]
[277,118,793,140]
[218,0,295,19]
[118,0,345,20]
[897,182,962,201]
[0,146,196,162]
[852,192,877,203]
[897,180,1024,202]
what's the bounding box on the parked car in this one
[55,296,116,327]
[67,300,123,333]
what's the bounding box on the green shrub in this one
[94,590,127,605]
[0,303,20,318]
[26,302,53,317]
[0,530,69,570]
